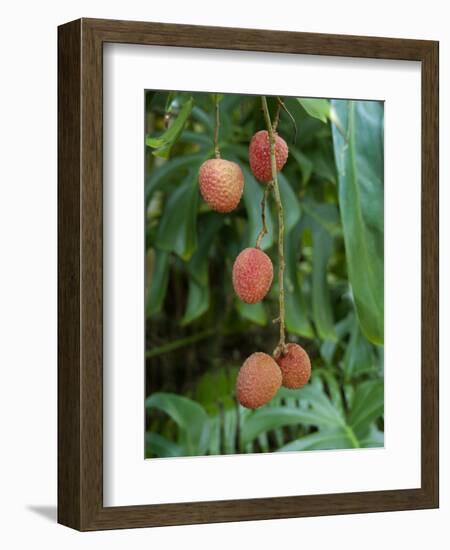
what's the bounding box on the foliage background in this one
[144,91,384,458]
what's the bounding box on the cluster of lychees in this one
[198,100,311,409]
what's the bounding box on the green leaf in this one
[241,407,319,447]
[309,146,336,183]
[181,279,209,325]
[320,315,353,364]
[360,424,384,448]
[241,384,347,446]
[145,153,205,208]
[145,392,210,456]
[187,213,223,286]
[301,199,341,237]
[191,105,214,134]
[146,248,170,317]
[241,166,274,250]
[277,429,353,452]
[145,432,184,458]
[295,383,347,429]
[348,380,384,439]
[290,148,313,186]
[236,300,268,326]
[318,369,344,416]
[193,367,238,412]
[146,97,194,158]
[156,167,200,260]
[181,213,223,325]
[298,98,330,123]
[301,202,339,341]
[278,173,301,234]
[343,317,376,378]
[331,100,384,344]
[284,221,314,338]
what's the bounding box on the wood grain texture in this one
[57,18,439,531]
[57,19,82,530]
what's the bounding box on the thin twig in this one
[273,100,282,132]
[214,94,221,159]
[278,98,297,144]
[261,96,287,356]
[255,183,272,249]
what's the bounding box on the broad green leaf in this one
[348,380,384,439]
[309,146,337,183]
[187,213,223,286]
[146,154,205,208]
[208,406,246,455]
[145,432,184,458]
[241,407,321,447]
[301,202,339,341]
[146,97,194,158]
[320,314,353,364]
[360,424,384,448]
[277,429,353,452]
[191,105,214,134]
[241,166,274,250]
[331,100,384,344]
[242,385,346,446]
[145,248,170,317]
[295,383,346,428]
[181,279,209,325]
[193,367,238,412]
[318,369,344,416]
[284,222,314,338]
[278,173,301,234]
[182,213,223,325]
[178,131,211,149]
[156,167,200,260]
[290,148,313,186]
[301,199,341,237]
[145,392,210,456]
[310,224,336,340]
[236,300,268,326]
[343,317,376,378]
[298,98,330,123]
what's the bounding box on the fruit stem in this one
[214,94,221,159]
[261,96,287,356]
[255,183,271,249]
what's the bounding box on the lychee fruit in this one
[232,247,273,304]
[236,352,282,409]
[275,343,311,389]
[249,130,288,183]
[198,158,244,213]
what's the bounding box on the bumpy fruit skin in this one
[236,352,282,409]
[198,158,244,213]
[248,130,288,183]
[276,343,311,389]
[232,247,273,304]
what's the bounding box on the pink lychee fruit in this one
[275,343,311,389]
[236,352,282,409]
[198,158,244,213]
[232,247,273,304]
[248,130,288,183]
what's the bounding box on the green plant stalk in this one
[146,328,216,359]
[261,96,287,355]
[344,425,360,448]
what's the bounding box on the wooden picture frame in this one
[58,18,439,531]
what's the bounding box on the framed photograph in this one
[58,18,439,530]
